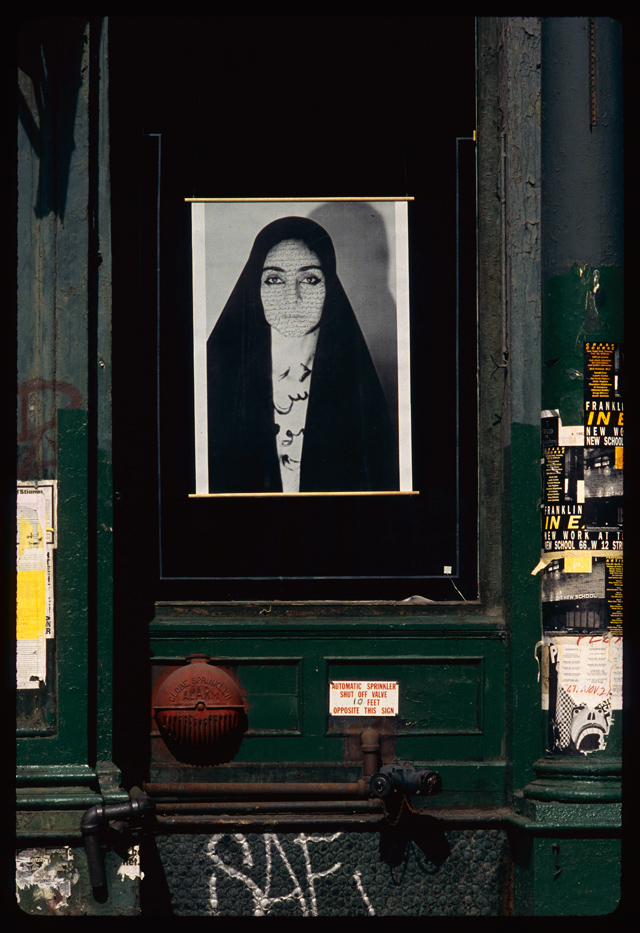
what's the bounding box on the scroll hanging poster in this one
[190,199,413,498]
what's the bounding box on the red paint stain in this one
[17,379,83,478]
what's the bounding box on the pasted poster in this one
[542,634,622,755]
[537,342,623,755]
[16,481,57,689]
[584,341,624,449]
[542,554,622,636]
[541,438,623,555]
[190,199,412,497]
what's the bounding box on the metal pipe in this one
[359,726,381,778]
[152,806,517,829]
[155,814,385,828]
[80,790,154,894]
[144,780,370,798]
[145,729,381,802]
[154,799,383,813]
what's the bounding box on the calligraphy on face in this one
[261,238,326,483]
[260,239,326,338]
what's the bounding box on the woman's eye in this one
[263,275,283,286]
[301,275,322,286]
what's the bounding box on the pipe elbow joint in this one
[80,803,105,835]
[80,794,154,835]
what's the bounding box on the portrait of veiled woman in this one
[205,215,399,494]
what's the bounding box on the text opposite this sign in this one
[329,681,399,717]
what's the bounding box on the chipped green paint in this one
[542,265,624,424]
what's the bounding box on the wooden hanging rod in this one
[185,196,415,203]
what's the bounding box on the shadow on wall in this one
[308,201,399,443]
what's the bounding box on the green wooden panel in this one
[327,657,483,734]
[17,409,92,774]
[238,661,301,733]
[512,834,622,916]
[149,616,507,805]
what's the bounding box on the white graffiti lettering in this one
[207,833,308,916]
[293,833,342,915]
[205,832,375,916]
[353,870,376,916]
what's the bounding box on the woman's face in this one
[260,238,326,337]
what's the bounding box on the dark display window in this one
[111,17,477,601]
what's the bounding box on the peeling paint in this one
[117,846,143,882]
[16,847,80,911]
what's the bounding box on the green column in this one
[511,16,623,916]
[16,17,136,915]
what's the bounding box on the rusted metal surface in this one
[153,805,512,824]
[153,814,386,829]
[153,656,247,765]
[144,780,371,798]
[155,800,383,813]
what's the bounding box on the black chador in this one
[206,216,398,493]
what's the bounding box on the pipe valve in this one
[370,764,442,799]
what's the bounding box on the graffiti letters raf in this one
[206,832,375,917]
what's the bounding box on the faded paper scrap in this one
[17,489,47,640]
[16,638,47,690]
[16,485,54,689]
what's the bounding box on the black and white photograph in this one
[191,200,412,496]
[542,557,608,633]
